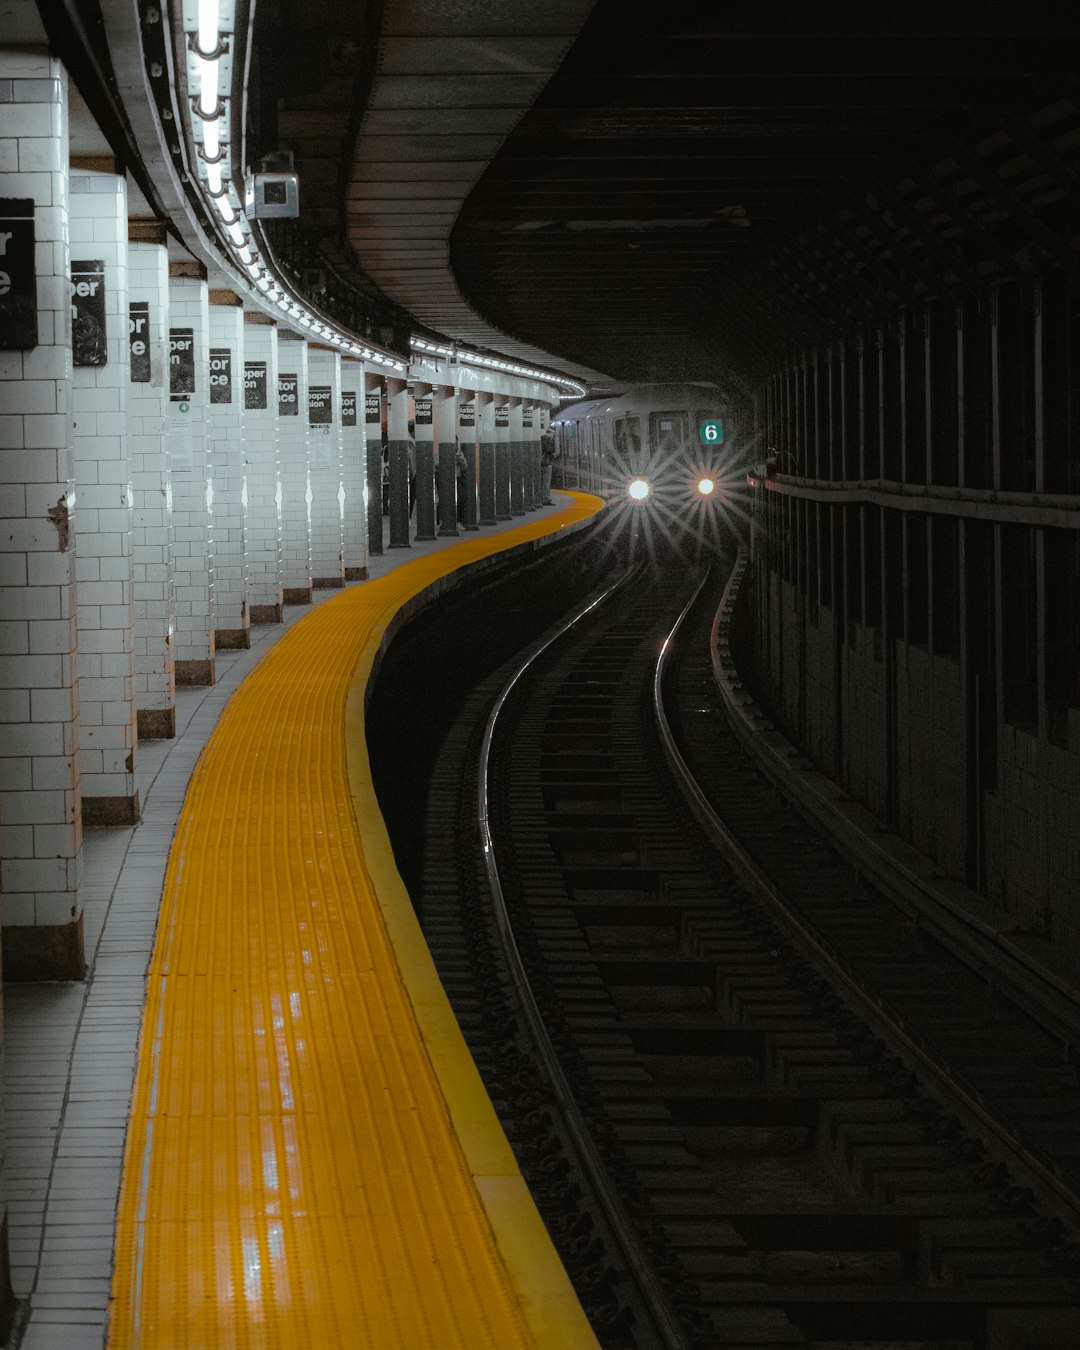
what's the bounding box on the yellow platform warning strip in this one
[108,494,605,1350]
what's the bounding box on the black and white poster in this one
[72,260,107,367]
[365,393,380,424]
[341,391,357,427]
[209,348,233,404]
[0,199,38,349]
[308,385,332,425]
[129,301,150,382]
[414,397,432,426]
[244,361,267,410]
[169,327,195,400]
[495,405,509,429]
[459,403,475,428]
[278,373,298,416]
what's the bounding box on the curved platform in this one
[107,494,604,1349]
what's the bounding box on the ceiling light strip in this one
[176,1,586,389]
[410,337,588,397]
[176,0,406,371]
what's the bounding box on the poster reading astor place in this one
[209,348,233,404]
[278,373,298,416]
[341,391,357,426]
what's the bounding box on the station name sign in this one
[278,373,298,416]
[495,406,509,429]
[0,199,37,349]
[341,391,357,426]
[72,259,107,367]
[129,301,150,382]
[365,393,380,424]
[244,361,267,409]
[209,348,233,404]
[169,327,195,400]
[308,385,332,425]
[414,397,432,426]
[459,403,475,428]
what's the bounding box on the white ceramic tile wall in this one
[340,359,366,576]
[166,276,214,676]
[306,346,344,586]
[240,318,282,616]
[69,173,137,812]
[276,333,310,595]
[206,302,248,637]
[0,55,83,942]
[127,242,175,721]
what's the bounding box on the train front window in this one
[650,411,689,463]
[614,416,644,469]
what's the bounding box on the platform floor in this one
[3,497,601,1350]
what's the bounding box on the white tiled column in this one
[168,267,214,684]
[458,385,479,531]
[340,358,367,579]
[128,232,175,739]
[0,54,85,984]
[436,383,459,538]
[478,389,497,526]
[509,398,525,517]
[307,345,344,589]
[277,332,311,604]
[494,394,511,520]
[523,399,540,510]
[207,292,249,648]
[364,373,384,557]
[241,313,282,623]
[69,168,138,826]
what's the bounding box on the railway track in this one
[387,555,1080,1350]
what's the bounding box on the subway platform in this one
[2,494,602,1350]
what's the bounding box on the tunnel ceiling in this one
[262,0,1080,391]
[441,0,1080,389]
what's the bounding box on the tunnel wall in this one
[748,275,1080,968]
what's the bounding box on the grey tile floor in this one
[2,507,560,1349]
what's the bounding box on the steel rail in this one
[652,559,1080,1232]
[478,565,695,1350]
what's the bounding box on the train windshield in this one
[650,411,690,463]
[613,416,644,471]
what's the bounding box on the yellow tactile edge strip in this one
[108,494,604,1350]
[345,501,605,1348]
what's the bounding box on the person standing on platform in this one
[540,429,558,505]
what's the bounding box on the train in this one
[550,382,751,555]
[551,381,743,500]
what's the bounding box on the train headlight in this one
[627,476,651,502]
[696,477,716,496]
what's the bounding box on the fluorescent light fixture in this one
[197,56,219,118]
[197,0,219,54]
